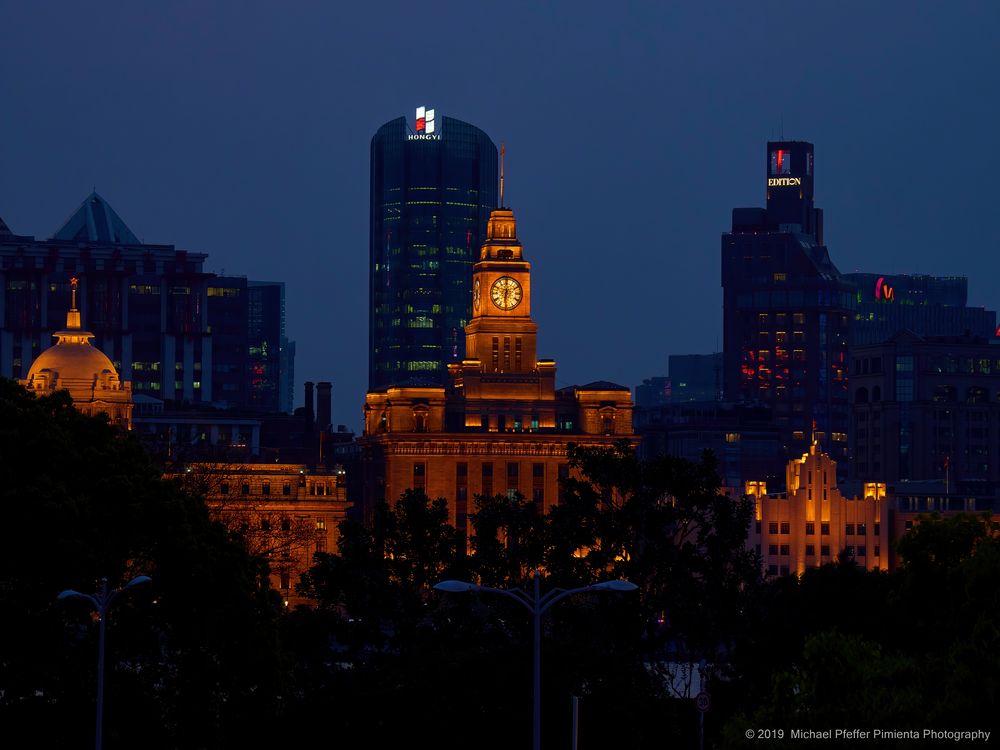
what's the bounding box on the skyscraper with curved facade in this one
[369,109,498,390]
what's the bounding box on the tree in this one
[0,378,285,748]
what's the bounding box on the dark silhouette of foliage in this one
[0,378,284,749]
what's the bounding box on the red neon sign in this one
[874,276,895,302]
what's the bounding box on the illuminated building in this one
[850,331,1000,494]
[360,204,634,537]
[20,278,132,429]
[369,109,498,390]
[1,193,294,411]
[746,443,890,577]
[171,462,350,605]
[722,141,852,468]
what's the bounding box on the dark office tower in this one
[723,142,852,469]
[248,281,294,413]
[206,276,249,409]
[369,108,498,390]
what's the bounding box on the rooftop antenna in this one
[499,143,505,208]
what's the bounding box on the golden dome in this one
[24,328,121,388]
[21,277,132,436]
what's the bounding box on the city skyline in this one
[2,2,998,429]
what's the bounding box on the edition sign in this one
[768,177,802,187]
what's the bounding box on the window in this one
[262,482,270,496]
[779,544,790,555]
[241,483,251,495]
[261,519,271,531]
[280,518,291,531]
[768,564,779,576]
[768,522,779,534]
[315,519,326,530]
[821,522,830,535]
[532,463,544,478]
[805,522,815,535]
[821,545,830,556]
[857,523,866,535]
[856,546,866,557]
[768,544,778,555]
[846,523,855,535]
[282,482,291,496]
[220,482,230,495]
[806,544,815,556]
[279,572,290,590]
[780,522,790,535]
[874,545,881,556]
[905,520,914,530]
[874,523,880,535]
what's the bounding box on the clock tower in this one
[464,208,539,373]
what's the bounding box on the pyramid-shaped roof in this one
[52,192,140,245]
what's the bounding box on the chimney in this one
[316,381,332,431]
[304,381,315,431]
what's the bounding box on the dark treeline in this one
[1,378,997,748]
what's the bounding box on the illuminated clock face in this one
[490,276,523,310]
[473,278,481,310]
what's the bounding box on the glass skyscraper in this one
[369,111,498,390]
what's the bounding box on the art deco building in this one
[369,109,498,389]
[746,443,890,577]
[20,278,132,429]
[360,204,634,538]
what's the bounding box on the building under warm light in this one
[360,205,634,538]
[746,443,890,577]
[173,462,351,606]
[20,278,132,429]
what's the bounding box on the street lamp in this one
[58,575,152,750]
[434,570,637,750]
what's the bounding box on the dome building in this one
[21,278,132,429]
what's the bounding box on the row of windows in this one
[762,521,880,536]
[765,544,881,561]
[218,480,338,496]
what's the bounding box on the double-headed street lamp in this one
[58,575,152,750]
[435,570,637,750]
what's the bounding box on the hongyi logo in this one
[408,106,441,140]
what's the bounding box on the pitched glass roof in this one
[52,192,140,244]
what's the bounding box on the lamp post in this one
[434,570,637,750]
[58,575,152,750]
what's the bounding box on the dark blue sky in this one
[2,2,998,429]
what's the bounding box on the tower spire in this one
[499,143,505,209]
[66,277,81,330]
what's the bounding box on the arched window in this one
[855,387,869,404]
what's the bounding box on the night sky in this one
[2,2,998,430]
